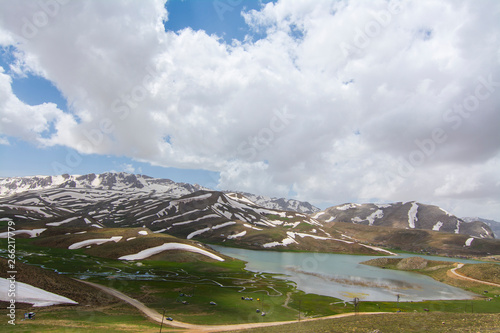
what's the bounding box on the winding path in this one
[449,263,500,288]
[76,279,386,332]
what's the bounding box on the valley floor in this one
[72,279,389,332]
[1,238,499,332]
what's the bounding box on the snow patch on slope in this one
[187,227,211,240]
[263,235,299,248]
[325,216,336,222]
[367,210,384,226]
[212,221,237,230]
[407,202,418,229]
[118,242,224,261]
[480,227,490,238]
[360,244,397,256]
[68,236,122,249]
[227,230,246,239]
[172,214,220,226]
[0,228,46,238]
[432,221,443,231]
[46,216,79,227]
[350,210,383,226]
[287,232,331,240]
[336,203,360,211]
[243,223,263,231]
[0,278,78,307]
[312,211,325,219]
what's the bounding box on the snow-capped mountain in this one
[0,185,383,254]
[0,172,207,197]
[0,172,337,252]
[314,201,495,239]
[1,173,499,257]
[224,191,320,214]
[0,173,318,214]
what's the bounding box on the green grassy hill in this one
[0,257,116,309]
[31,226,229,262]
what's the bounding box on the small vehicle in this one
[24,312,35,320]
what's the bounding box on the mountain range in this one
[314,202,494,239]
[0,172,498,258]
[0,172,316,214]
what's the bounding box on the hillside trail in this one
[76,279,387,332]
[449,263,500,287]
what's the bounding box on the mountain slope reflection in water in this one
[285,266,418,290]
[211,246,476,302]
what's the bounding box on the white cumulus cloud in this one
[0,0,499,219]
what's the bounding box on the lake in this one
[212,245,478,302]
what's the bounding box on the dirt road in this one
[449,263,500,288]
[76,279,386,332]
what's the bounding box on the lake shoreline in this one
[211,245,478,302]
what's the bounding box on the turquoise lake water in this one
[212,245,479,302]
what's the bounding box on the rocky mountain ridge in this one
[1,173,498,257]
[0,186,386,255]
[224,191,320,214]
[0,172,206,197]
[0,172,317,214]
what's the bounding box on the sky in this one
[0,0,499,220]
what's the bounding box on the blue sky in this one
[0,0,499,219]
[163,0,272,42]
